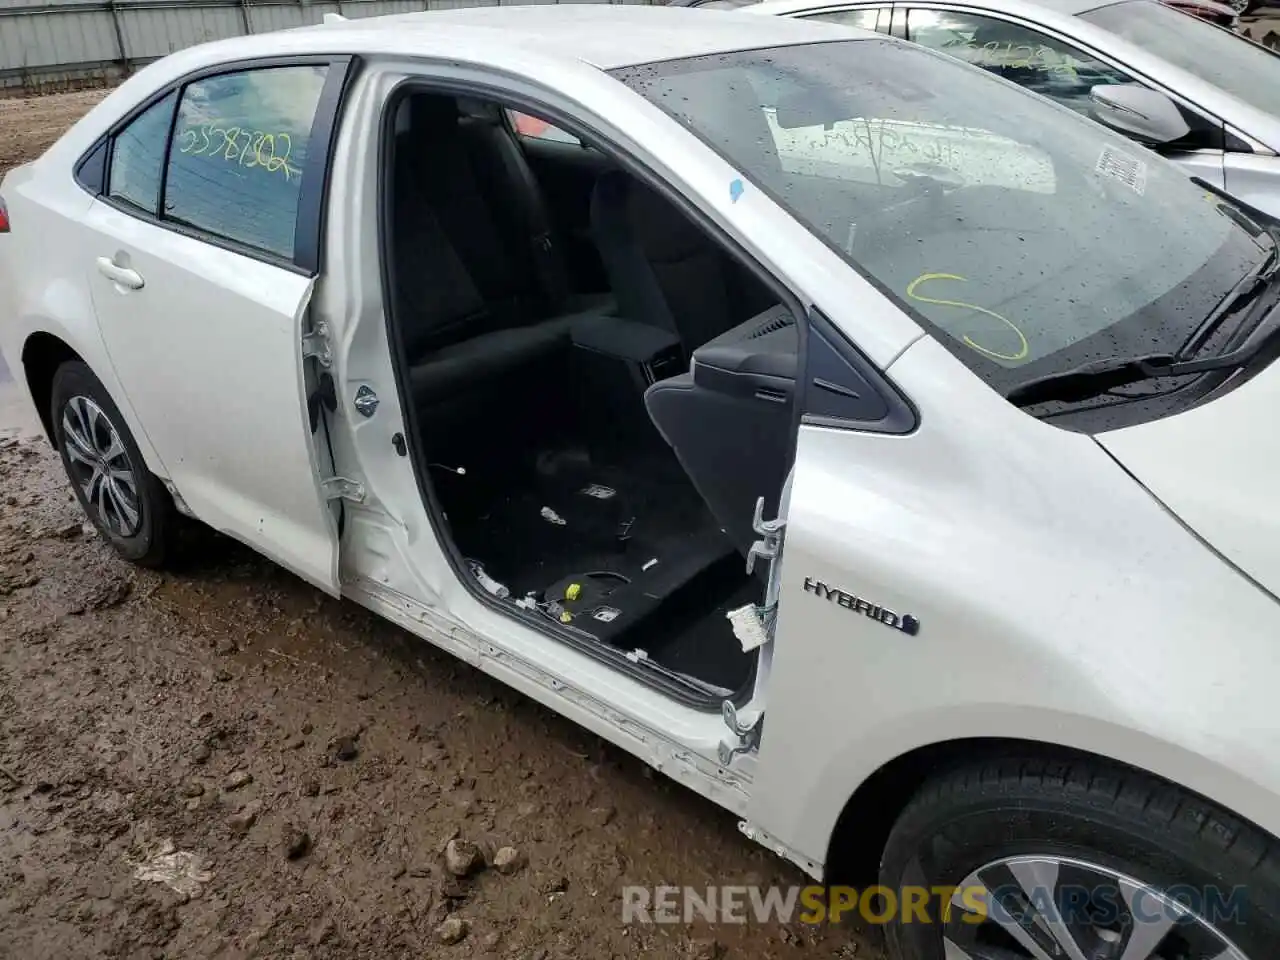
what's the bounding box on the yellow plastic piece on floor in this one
[559,610,573,623]
[565,583,582,601]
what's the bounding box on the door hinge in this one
[745,495,785,578]
[301,320,333,368]
[321,476,365,503]
[718,700,763,765]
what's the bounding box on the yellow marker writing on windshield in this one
[906,272,1029,363]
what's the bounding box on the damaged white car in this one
[3,6,1280,959]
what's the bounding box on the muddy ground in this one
[0,435,874,960]
[0,90,875,960]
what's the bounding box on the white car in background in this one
[745,0,1280,218]
[3,7,1280,959]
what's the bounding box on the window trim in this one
[76,54,354,277]
[799,4,893,32]
[898,3,1235,149]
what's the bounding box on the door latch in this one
[353,384,379,418]
[718,700,763,765]
[320,477,365,503]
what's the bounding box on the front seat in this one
[644,305,797,558]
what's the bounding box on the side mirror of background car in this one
[1089,83,1191,147]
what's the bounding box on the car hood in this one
[1097,362,1280,597]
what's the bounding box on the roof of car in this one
[289,4,867,70]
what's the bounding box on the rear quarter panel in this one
[0,149,166,476]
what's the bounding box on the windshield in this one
[612,39,1270,396]
[1081,0,1280,119]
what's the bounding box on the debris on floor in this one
[130,840,214,898]
[468,559,510,598]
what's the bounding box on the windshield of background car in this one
[611,39,1270,396]
[1081,0,1280,119]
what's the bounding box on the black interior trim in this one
[377,77,788,711]
[802,307,918,433]
[73,138,107,195]
[294,56,357,275]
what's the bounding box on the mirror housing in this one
[1089,83,1190,147]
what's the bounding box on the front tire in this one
[50,360,175,567]
[880,754,1279,960]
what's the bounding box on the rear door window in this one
[905,9,1132,115]
[803,7,890,31]
[163,65,329,260]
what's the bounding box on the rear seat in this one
[391,95,613,407]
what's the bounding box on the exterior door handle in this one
[96,256,144,290]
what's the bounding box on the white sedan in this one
[743,0,1280,219]
[2,7,1279,958]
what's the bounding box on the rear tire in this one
[879,754,1280,960]
[50,361,175,568]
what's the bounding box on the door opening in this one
[379,87,804,703]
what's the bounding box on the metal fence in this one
[0,0,653,94]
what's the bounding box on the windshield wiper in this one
[1176,233,1280,358]
[1008,237,1280,408]
[1007,299,1280,407]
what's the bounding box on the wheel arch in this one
[22,331,82,443]
[19,329,167,479]
[821,736,1280,886]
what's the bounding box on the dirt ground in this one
[0,437,875,960]
[0,91,873,960]
[0,90,108,179]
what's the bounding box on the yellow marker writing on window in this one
[905,272,1029,362]
[177,125,298,180]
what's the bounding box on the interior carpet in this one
[441,445,758,693]
[446,446,731,598]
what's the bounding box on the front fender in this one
[748,336,1280,872]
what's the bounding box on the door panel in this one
[1222,152,1280,221]
[1171,149,1227,193]
[78,59,346,593]
[83,203,339,592]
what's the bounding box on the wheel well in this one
[21,333,81,443]
[822,737,1189,885]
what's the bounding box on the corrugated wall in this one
[0,0,654,93]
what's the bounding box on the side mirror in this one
[1089,83,1190,146]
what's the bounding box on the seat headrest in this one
[456,97,504,124]
[404,94,459,133]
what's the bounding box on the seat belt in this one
[496,133,572,312]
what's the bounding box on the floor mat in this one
[626,560,760,694]
[446,446,732,605]
[443,445,756,693]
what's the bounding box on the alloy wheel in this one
[61,395,142,538]
[940,855,1250,960]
